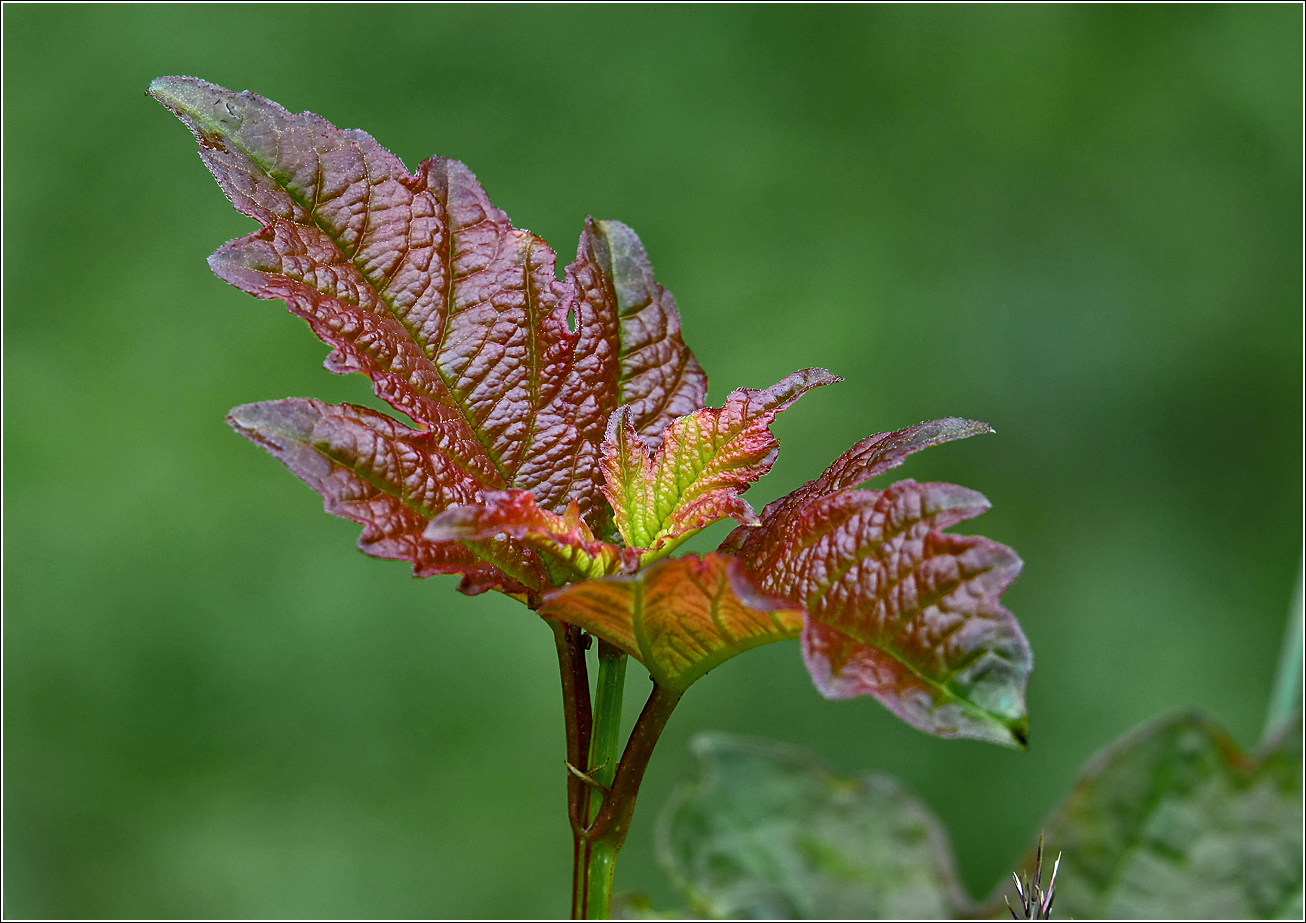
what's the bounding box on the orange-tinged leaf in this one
[539,554,805,692]
[601,370,839,560]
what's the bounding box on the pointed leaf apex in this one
[604,403,637,442]
[1010,719,1029,749]
[147,75,201,108]
[758,368,842,412]
[148,76,258,143]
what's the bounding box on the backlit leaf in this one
[538,554,804,692]
[602,370,839,560]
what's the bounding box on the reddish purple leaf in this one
[424,489,638,584]
[151,77,707,596]
[724,422,1031,747]
[572,218,708,446]
[227,400,544,598]
[721,417,991,559]
[159,78,1033,751]
[602,369,839,560]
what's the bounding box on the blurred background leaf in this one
[652,733,968,919]
[645,716,1301,920]
[1010,712,1303,920]
[3,4,1300,918]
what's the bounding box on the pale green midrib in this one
[615,422,648,548]
[632,420,750,550]
[630,581,668,687]
[705,571,731,641]
[865,606,1017,736]
[194,103,512,485]
[306,431,439,519]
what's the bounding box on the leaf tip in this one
[813,368,844,386]
[147,75,209,114]
[225,399,318,442]
[1009,719,1029,750]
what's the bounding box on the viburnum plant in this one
[151,77,1034,919]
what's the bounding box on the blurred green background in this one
[4,4,1301,918]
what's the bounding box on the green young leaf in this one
[537,554,804,692]
[656,733,969,920]
[1009,712,1303,920]
[601,369,839,561]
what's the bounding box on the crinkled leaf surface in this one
[424,489,636,585]
[227,400,544,596]
[1008,712,1303,920]
[150,76,706,595]
[538,554,804,692]
[602,369,839,561]
[655,733,968,920]
[723,421,1031,747]
[157,79,1033,749]
[722,417,994,563]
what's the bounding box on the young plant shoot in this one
[151,76,1033,919]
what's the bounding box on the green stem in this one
[590,682,682,852]
[587,641,627,818]
[563,660,682,919]
[578,641,627,918]
[581,683,683,918]
[1262,557,1304,746]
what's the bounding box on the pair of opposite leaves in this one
[151,76,1032,747]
